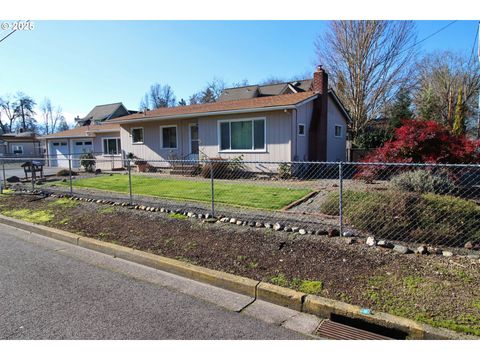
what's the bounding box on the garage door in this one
[72,140,93,168]
[49,141,69,168]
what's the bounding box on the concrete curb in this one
[0,214,476,340]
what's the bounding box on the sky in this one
[0,20,478,125]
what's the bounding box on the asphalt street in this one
[0,224,309,339]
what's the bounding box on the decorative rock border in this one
[5,187,480,262]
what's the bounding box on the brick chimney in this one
[308,65,329,161]
[312,65,328,94]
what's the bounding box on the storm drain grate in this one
[315,319,393,340]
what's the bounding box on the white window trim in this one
[298,123,306,137]
[102,137,122,156]
[159,125,178,150]
[217,117,267,153]
[13,145,24,154]
[334,125,343,138]
[131,127,144,145]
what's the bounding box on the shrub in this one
[200,156,248,179]
[357,120,480,180]
[320,189,480,246]
[391,169,455,195]
[80,152,96,173]
[56,169,78,177]
[278,163,292,179]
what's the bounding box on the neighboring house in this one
[39,123,122,170]
[0,131,42,158]
[106,66,350,167]
[74,102,138,127]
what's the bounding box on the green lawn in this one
[62,175,311,210]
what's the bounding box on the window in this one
[13,145,23,154]
[298,123,305,136]
[334,125,342,137]
[52,142,60,146]
[219,118,265,151]
[75,142,83,146]
[160,126,177,149]
[60,142,67,146]
[84,141,92,146]
[103,138,121,155]
[132,127,144,144]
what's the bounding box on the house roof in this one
[77,102,130,123]
[107,92,318,124]
[218,79,313,102]
[40,123,120,139]
[0,132,38,141]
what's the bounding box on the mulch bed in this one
[1,192,480,336]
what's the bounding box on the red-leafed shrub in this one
[357,120,480,181]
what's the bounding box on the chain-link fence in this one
[1,156,479,249]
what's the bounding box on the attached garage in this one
[41,123,121,170]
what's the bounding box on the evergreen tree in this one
[452,88,465,135]
[389,87,413,128]
[418,86,436,121]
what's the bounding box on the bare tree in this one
[414,51,480,132]
[40,98,65,134]
[14,92,37,131]
[316,20,418,139]
[189,77,226,104]
[0,94,17,133]
[140,83,176,110]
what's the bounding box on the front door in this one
[189,124,199,160]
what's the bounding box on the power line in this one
[400,20,458,55]
[468,21,479,66]
[0,29,17,44]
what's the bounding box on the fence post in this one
[210,160,215,218]
[68,156,73,196]
[127,159,133,204]
[339,161,343,237]
[1,160,6,193]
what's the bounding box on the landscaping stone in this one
[307,230,314,235]
[197,214,204,219]
[377,240,394,249]
[255,222,263,228]
[464,241,474,250]
[264,223,272,229]
[393,244,411,254]
[229,218,237,224]
[273,223,283,231]
[298,229,307,235]
[7,176,20,183]
[366,236,376,247]
[342,231,354,237]
[248,221,255,227]
[242,221,247,226]
[291,226,300,232]
[415,245,428,255]
[344,237,356,245]
[327,228,339,237]
[204,213,211,219]
[284,226,292,232]
[187,212,194,217]
[442,251,454,257]
[236,220,243,225]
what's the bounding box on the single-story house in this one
[74,102,138,126]
[40,123,123,170]
[0,131,43,158]
[43,67,351,171]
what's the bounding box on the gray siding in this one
[5,141,41,157]
[326,96,347,161]
[292,101,313,161]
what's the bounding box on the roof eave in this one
[108,96,318,125]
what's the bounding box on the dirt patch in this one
[1,192,480,336]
